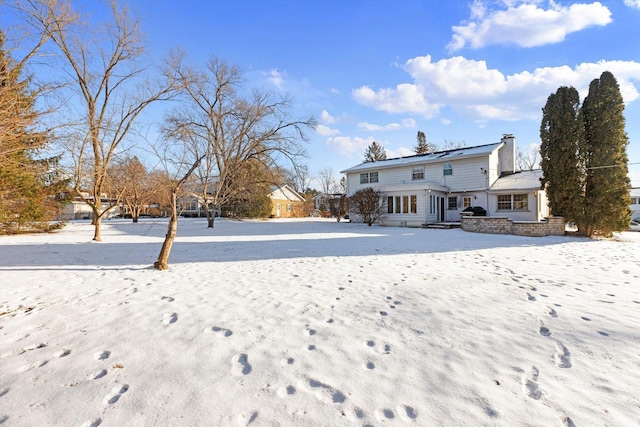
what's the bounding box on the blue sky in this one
[8,0,640,188]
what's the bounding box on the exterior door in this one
[277,203,281,217]
[439,197,445,222]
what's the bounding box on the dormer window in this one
[443,163,453,176]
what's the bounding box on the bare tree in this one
[152,53,314,269]
[106,155,156,222]
[349,187,386,226]
[318,167,336,194]
[517,144,540,171]
[22,0,176,241]
[164,55,313,228]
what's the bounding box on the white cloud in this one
[447,1,612,51]
[352,84,442,118]
[264,68,286,89]
[321,109,337,124]
[624,0,640,9]
[315,124,340,137]
[352,55,640,122]
[441,118,452,126]
[357,118,416,131]
[326,136,376,158]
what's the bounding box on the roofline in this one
[340,142,503,174]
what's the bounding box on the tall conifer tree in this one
[0,31,65,233]
[539,86,583,224]
[581,71,631,236]
[363,141,386,162]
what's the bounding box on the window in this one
[360,172,379,184]
[513,194,527,210]
[412,167,424,180]
[463,197,472,208]
[443,163,453,176]
[497,194,528,210]
[448,197,457,210]
[286,203,292,212]
[387,194,418,214]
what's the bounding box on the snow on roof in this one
[490,169,543,192]
[340,142,502,174]
[269,185,305,202]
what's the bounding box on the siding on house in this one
[342,135,549,226]
[269,185,305,218]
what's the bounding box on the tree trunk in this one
[93,215,102,241]
[206,206,215,228]
[154,190,179,270]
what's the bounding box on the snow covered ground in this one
[1,218,639,427]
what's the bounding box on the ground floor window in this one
[448,196,457,210]
[387,194,418,214]
[463,196,472,208]
[497,194,528,210]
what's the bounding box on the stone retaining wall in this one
[461,216,565,237]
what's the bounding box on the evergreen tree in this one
[581,71,631,236]
[0,31,66,233]
[363,141,387,162]
[415,131,436,154]
[539,86,583,224]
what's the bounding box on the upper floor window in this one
[443,163,453,176]
[360,171,379,184]
[412,167,424,180]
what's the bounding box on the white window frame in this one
[443,163,453,176]
[412,167,424,181]
[497,194,528,211]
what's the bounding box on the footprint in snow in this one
[547,307,558,317]
[208,326,232,337]
[162,312,178,325]
[527,293,536,302]
[539,321,551,337]
[236,410,258,426]
[521,366,541,400]
[94,350,110,360]
[103,383,128,405]
[397,405,418,421]
[231,354,252,376]
[554,342,572,368]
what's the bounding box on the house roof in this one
[489,169,543,192]
[340,142,502,174]
[269,185,305,202]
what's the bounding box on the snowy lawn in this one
[1,218,639,427]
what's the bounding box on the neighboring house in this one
[313,193,346,211]
[341,134,549,227]
[57,192,119,221]
[630,187,640,218]
[269,185,305,218]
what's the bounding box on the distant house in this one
[341,134,549,226]
[313,192,346,215]
[269,185,305,218]
[57,192,119,221]
[630,187,640,218]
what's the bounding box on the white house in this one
[341,134,549,227]
[630,187,640,218]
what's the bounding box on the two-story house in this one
[341,134,549,227]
